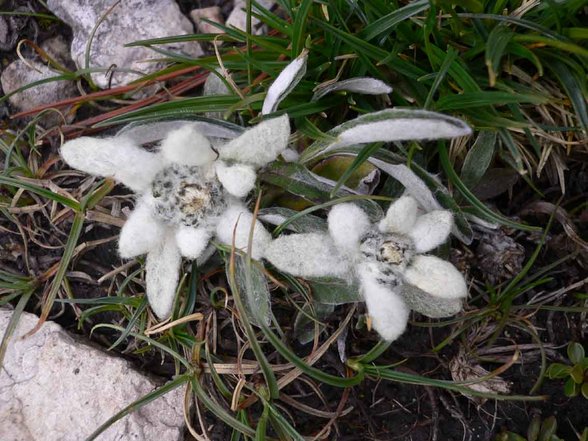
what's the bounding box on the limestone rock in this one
[0,59,77,125]
[0,309,185,441]
[226,0,275,34]
[190,6,224,35]
[46,0,203,88]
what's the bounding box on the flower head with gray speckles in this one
[264,196,468,341]
[61,115,290,319]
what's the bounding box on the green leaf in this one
[360,0,429,41]
[258,207,327,233]
[570,364,585,384]
[230,255,271,327]
[0,175,80,210]
[460,131,497,190]
[438,143,540,232]
[485,24,514,87]
[0,291,34,367]
[546,363,572,379]
[293,302,335,345]
[260,161,383,220]
[527,413,542,441]
[564,377,579,397]
[545,58,588,131]
[434,91,549,111]
[227,254,279,399]
[95,96,242,127]
[581,383,588,400]
[538,416,557,441]
[330,142,383,197]
[567,342,585,365]
[308,277,361,305]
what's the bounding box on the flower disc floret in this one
[151,164,226,227]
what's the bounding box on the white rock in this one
[226,0,275,34]
[1,60,77,125]
[0,309,185,441]
[190,6,224,34]
[46,0,203,89]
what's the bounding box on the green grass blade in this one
[360,0,429,41]
[0,175,80,210]
[0,290,33,367]
[438,143,540,232]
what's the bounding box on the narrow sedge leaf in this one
[485,24,514,87]
[312,77,392,101]
[261,50,308,115]
[360,0,429,41]
[0,290,33,367]
[461,131,497,190]
[435,91,548,111]
[0,175,80,210]
[438,143,540,233]
[300,109,472,162]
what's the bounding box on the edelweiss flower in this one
[264,196,468,341]
[61,116,290,319]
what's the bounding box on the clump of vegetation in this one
[1,0,587,439]
[547,342,588,399]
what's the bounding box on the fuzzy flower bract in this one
[264,196,468,341]
[61,115,290,319]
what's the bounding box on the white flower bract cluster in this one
[264,196,468,341]
[61,115,290,319]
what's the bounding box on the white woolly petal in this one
[175,226,211,259]
[264,233,350,278]
[358,267,409,341]
[281,147,300,162]
[119,196,164,258]
[408,210,453,253]
[215,161,256,198]
[312,77,392,101]
[403,255,467,300]
[216,205,272,260]
[328,203,371,253]
[378,196,418,234]
[262,51,307,115]
[145,231,182,320]
[160,125,217,166]
[330,109,472,149]
[60,136,162,192]
[219,115,290,167]
[400,285,463,318]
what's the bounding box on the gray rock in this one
[1,59,77,125]
[40,35,76,69]
[46,0,203,89]
[190,6,225,35]
[226,0,275,34]
[0,309,185,441]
